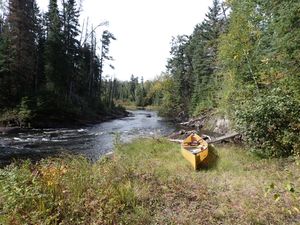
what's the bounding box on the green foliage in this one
[156,75,181,118]
[0,161,53,223]
[129,74,138,102]
[0,0,121,127]
[235,89,300,157]
[134,77,147,107]
[135,85,145,107]
[216,0,300,157]
[0,141,299,224]
[45,0,67,96]
[161,0,227,119]
[167,35,193,116]
[112,76,156,109]
[0,97,35,127]
[0,25,11,108]
[6,0,39,100]
[190,0,226,113]
[192,100,214,117]
[218,0,300,105]
[0,109,19,126]
[18,97,35,127]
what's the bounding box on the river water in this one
[0,110,175,166]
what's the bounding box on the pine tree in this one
[0,18,11,108]
[62,0,80,100]
[0,0,122,124]
[190,0,226,113]
[129,75,138,102]
[45,0,66,96]
[99,30,116,96]
[7,0,39,102]
[34,3,46,93]
[167,35,193,116]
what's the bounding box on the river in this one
[0,110,175,166]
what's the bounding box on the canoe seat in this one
[191,149,201,154]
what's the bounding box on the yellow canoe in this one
[181,133,209,170]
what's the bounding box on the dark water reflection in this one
[0,110,175,166]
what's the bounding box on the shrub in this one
[191,100,214,117]
[18,97,35,127]
[0,97,35,127]
[235,89,300,157]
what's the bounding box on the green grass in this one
[0,139,299,224]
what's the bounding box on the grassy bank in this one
[0,139,299,224]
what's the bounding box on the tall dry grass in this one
[0,139,299,224]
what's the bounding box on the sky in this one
[37,0,213,81]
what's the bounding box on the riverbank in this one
[1,138,299,224]
[0,106,129,130]
[0,110,175,167]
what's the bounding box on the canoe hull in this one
[181,147,208,170]
[181,134,209,170]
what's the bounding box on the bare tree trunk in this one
[88,26,94,97]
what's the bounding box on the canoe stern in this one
[181,147,208,170]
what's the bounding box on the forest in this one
[0,0,300,157]
[152,0,300,158]
[0,0,300,224]
[118,0,300,158]
[0,0,125,127]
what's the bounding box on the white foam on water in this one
[77,129,86,132]
[13,137,23,141]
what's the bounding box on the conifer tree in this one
[190,0,225,113]
[45,0,66,96]
[7,0,39,102]
[0,18,11,108]
[62,0,80,100]
[167,35,193,116]
[34,3,46,93]
[99,30,116,96]
[129,75,138,102]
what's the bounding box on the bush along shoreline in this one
[0,97,129,129]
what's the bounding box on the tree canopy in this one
[0,0,119,126]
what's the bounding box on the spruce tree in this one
[62,0,80,100]
[34,2,46,93]
[167,35,193,116]
[0,19,11,108]
[99,30,116,97]
[7,0,39,103]
[190,0,225,113]
[45,0,66,97]
[129,75,138,102]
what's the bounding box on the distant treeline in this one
[0,0,119,126]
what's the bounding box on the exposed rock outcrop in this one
[213,117,231,134]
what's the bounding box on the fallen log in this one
[179,116,206,128]
[207,132,239,144]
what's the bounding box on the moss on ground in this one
[0,139,299,224]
